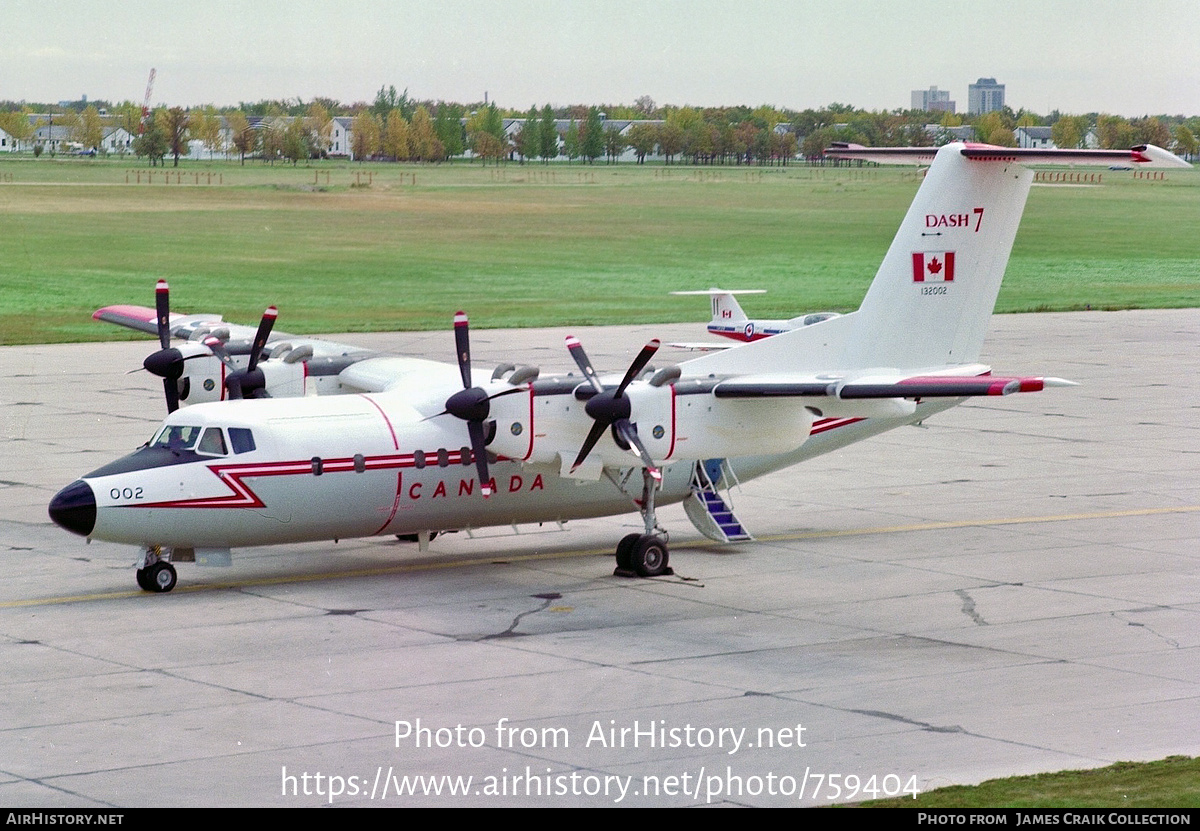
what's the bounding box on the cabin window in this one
[229,428,256,454]
[151,425,202,451]
[436,448,450,468]
[414,450,426,469]
[197,427,228,456]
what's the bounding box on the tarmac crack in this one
[955,589,988,626]
[1114,611,1181,648]
[473,592,563,641]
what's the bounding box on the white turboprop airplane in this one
[669,288,840,349]
[49,142,1189,592]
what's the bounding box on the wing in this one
[92,302,371,362]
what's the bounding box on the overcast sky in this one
[3,0,1196,116]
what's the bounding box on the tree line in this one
[2,89,1197,164]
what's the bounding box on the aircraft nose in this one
[49,480,96,537]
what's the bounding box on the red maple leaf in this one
[928,257,942,275]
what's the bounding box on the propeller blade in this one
[154,279,171,350]
[614,419,661,481]
[203,336,237,372]
[616,339,660,397]
[246,306,278,373]
[467,419,493,498]
[454,311,472,389]
[571,420,610,472]
[565,335,605,394]
[162,378,180,413]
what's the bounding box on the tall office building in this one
[911,86,956,113]
[968,78,1005,114]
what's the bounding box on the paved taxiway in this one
[2,310,1197,807]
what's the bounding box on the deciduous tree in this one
[626,123,657,164]
[538,104,558,162]
[350,111,381,160]
[580,107,603,163]
[157,107,190,166]
[227,111,256,164]
[383,109,411,160]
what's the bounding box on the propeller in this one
[140,280,194,413]
[565,335,662,481]
[440,311,525,498]
[223,306,278,400]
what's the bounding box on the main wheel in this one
[615,533,642,571]
[135,567,151,591]
[146,561,177,593]
[631,535,669,577]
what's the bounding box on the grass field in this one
[0,155,1196,345]
[859,756,1200,809]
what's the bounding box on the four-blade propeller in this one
[440,311,525,498]
[565,334,662,481]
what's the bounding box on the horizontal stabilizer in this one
[826,143,1191,169]
[713,374,1073,399]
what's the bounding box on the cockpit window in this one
[197,427,228,456]
[151,425,202,451]
[229,428,256,454]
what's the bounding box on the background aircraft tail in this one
[670,288,764,326]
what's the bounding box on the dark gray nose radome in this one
[49,480,96,537]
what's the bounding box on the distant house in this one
[32,124,73,153]
[101,126,134,154]
[0,125,14,152]
[1015,126,1054,149]
[329,116,354,158]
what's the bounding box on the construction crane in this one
[139,68,156,134]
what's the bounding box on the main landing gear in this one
[613,468,673,578]
[135,547,177,593]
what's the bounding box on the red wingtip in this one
[454,311,468,326]
[264,306,278,318]
[156,280,169,292]
[565,335,580,347]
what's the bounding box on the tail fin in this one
[710,290,749,324]
[670,288,763,325]
[844,144,1033,368]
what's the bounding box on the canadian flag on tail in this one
[912,251,955,282]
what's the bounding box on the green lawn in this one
[0,156,1196,345]
[859,756,1200,809]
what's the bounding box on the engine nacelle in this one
[487,382,814,468]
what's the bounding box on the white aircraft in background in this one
[669,288,840,350]
[49,142,1189,592]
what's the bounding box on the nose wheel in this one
[135,550,178,593]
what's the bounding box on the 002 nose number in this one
[110,487,144,500]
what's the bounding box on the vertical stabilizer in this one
[843,144,1032,368]
[711,291,749,324]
